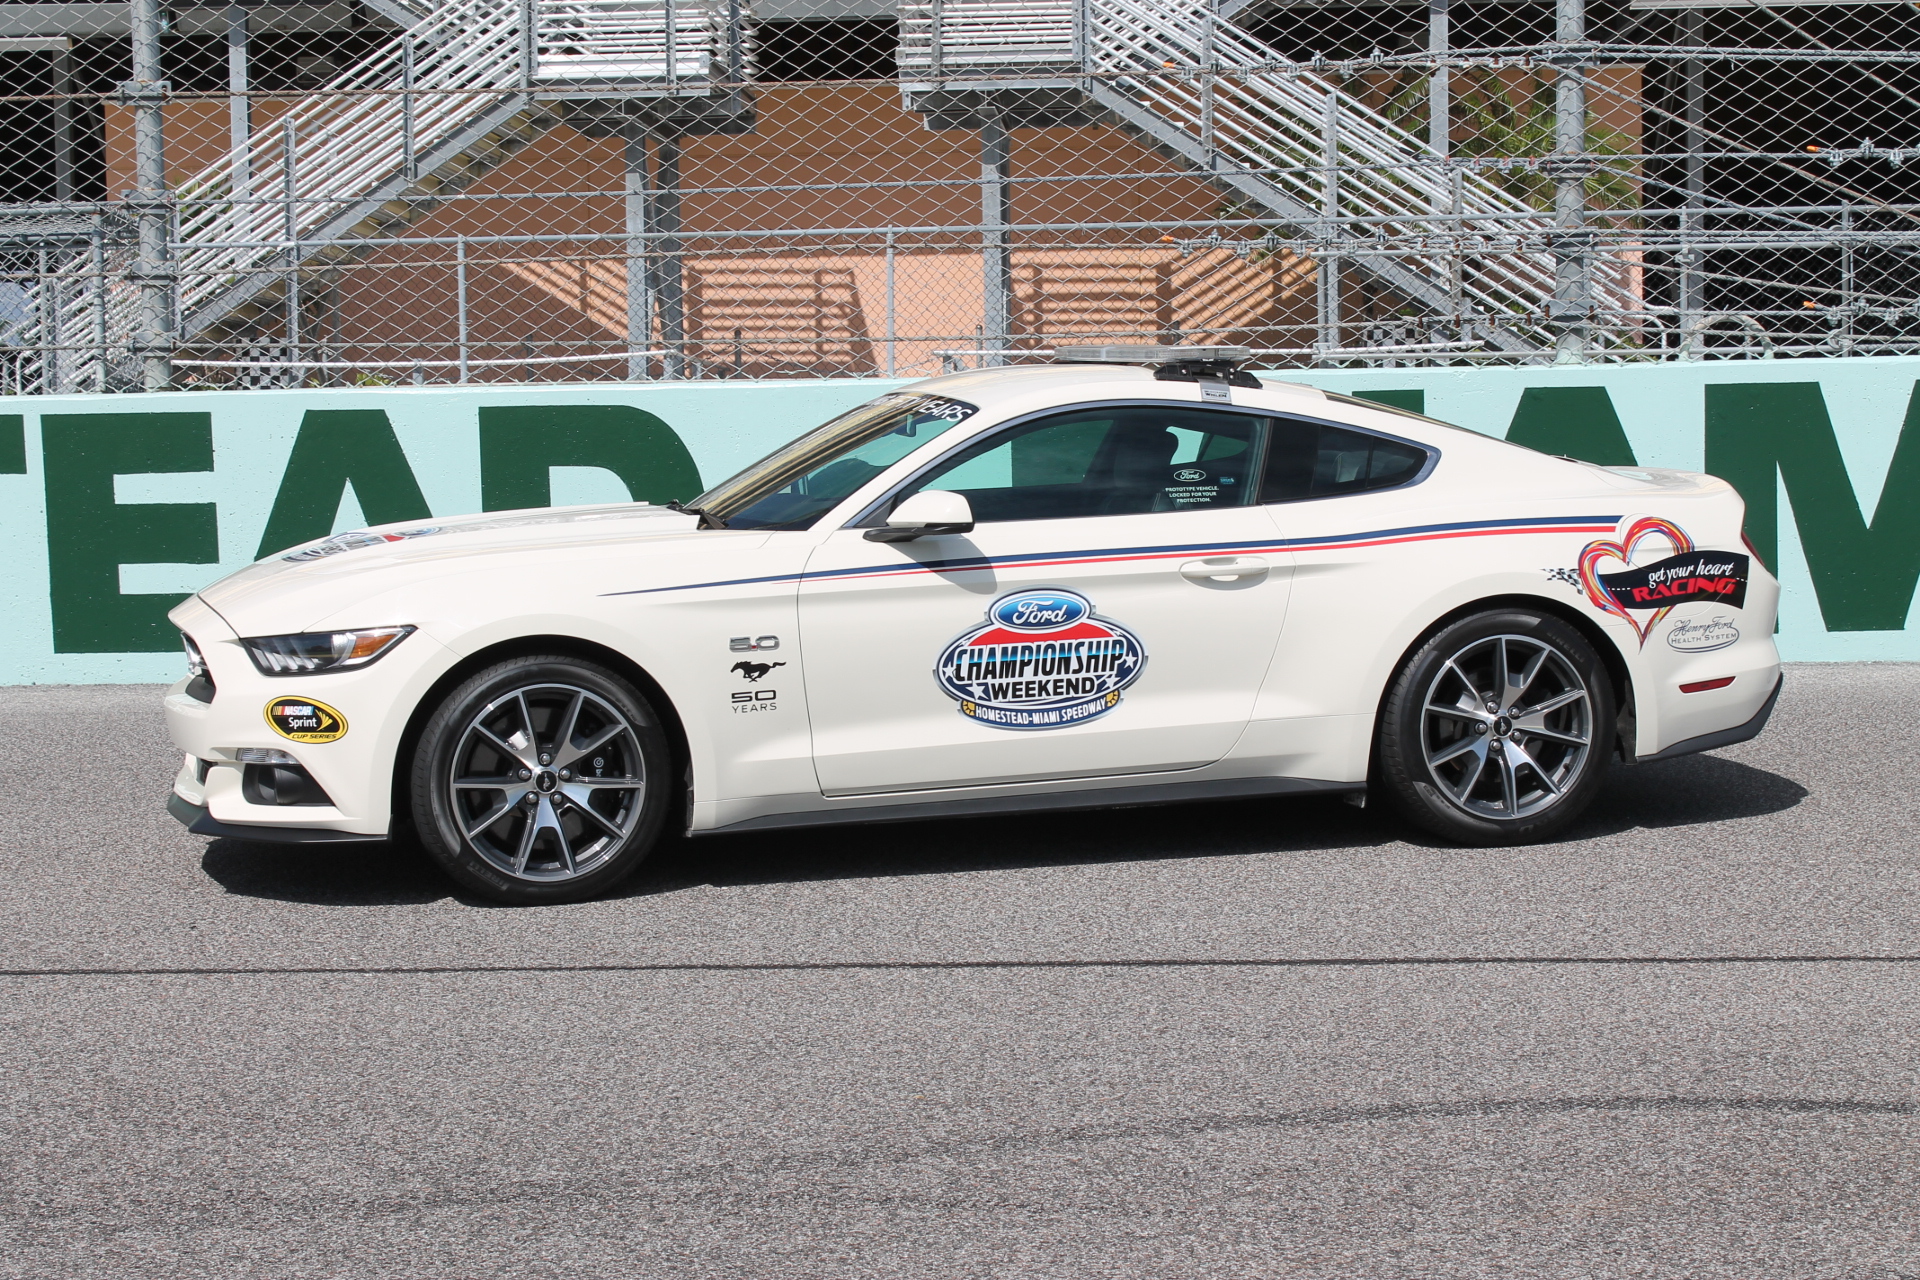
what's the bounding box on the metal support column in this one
[1199,2,1216,166]
[1677,6,1705,340]
[1429,0,1463,334]
[625,137,653,379]
[227,5,251,187]
[456,236,471,383]
[1317,91,1342,356]
[51,38,75,202]
[884,229,897,378]
[1837,203,1855,355]
[89,230,106,392]
[401,31,416,183]
[627,134,687,380]
[282,114,302,385]
[128,0,173,390]
[979,109,1011,366]
[520,0,538,88]
[650,135,686,379]
[38,247,57,393]
[1550,0,1591,362]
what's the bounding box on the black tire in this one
[1375,608,1615,846]
[410,655,672,904]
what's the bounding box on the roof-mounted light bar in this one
[1053,344,1252,365]
[1051,344,1261,389]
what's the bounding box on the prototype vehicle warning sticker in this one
[934,589,1146,731]
[265,698,348,743]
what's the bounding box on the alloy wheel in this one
[1420,633,1594,821]
[446,682,648,882]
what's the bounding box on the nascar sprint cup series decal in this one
[265,698,349,743]
[1575,516,1749,647]
[935,589,1146,730]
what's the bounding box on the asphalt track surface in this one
[3,664,1918,1279]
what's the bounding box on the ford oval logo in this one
[991,590,1090,632]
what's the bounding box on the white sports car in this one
[164,348,1782,904]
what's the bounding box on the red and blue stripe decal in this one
[602,514,1622,598]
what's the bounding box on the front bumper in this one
[166,593,454,837]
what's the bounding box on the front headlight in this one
[240,626,415,676]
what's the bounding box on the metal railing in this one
[536,0,727,81]
[902,0,1637,355]
[3,0,1919,392]
[15,0,743,391]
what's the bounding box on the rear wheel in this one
[1375,609,1615,845]
[411,656,671,904]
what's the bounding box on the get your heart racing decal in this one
[1576,516,1750,647]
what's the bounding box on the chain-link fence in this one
[2,0,1917,392]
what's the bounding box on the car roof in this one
[899,362,1326,407]
[894,363,1466,442]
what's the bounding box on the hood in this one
[272,503,699,563]
[197,502,761,635]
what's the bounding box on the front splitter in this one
[167,793,389,845]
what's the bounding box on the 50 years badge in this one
[934,589,1146,731]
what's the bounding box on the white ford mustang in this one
[164,348,1782,904]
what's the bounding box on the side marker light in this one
[1679,677,1735,693]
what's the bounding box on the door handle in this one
[1179,556,1269,583]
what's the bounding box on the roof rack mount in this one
[1051,344,1260,389]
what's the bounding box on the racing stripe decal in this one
[601,515,1623,597]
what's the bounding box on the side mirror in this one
[863,490,975,542]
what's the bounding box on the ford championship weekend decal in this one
[935,589,1146,730]
[265,698,348,743]
[1574,516,1748,647]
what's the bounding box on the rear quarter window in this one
[1261,419,1433,503]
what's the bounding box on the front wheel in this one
[1375,609,1616,845]
[410,656,672,904]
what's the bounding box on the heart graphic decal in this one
[1577,516,1694,647]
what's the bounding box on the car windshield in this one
[692,393,981,530]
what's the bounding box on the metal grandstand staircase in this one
[165,0,751,352]
[898,0,1630,353]
[26,0,754,388]
[15,0,748,387]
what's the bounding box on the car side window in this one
[1261,418,1430,504]
[889,407,1267,523]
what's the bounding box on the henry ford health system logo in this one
[935,589,1146,730]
